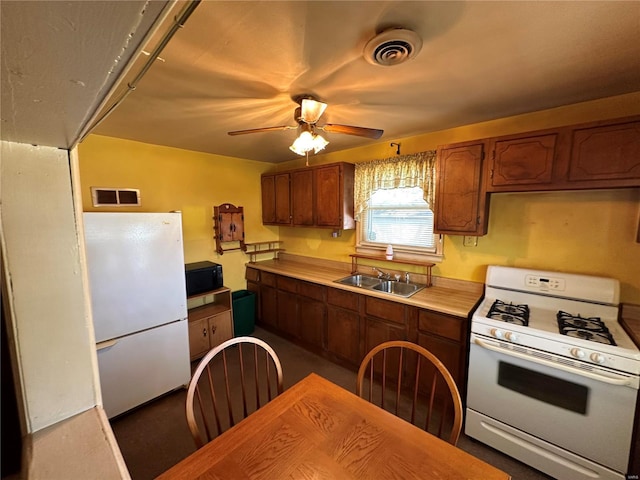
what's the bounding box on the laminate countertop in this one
[246,256,484,318]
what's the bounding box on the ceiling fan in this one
[227,95,383,156]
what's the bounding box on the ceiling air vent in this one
[363,28,423,66]
[91,187,141,207]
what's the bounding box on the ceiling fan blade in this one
[228,125,295,136]
[321,124,383,139]
[301,98,327,124]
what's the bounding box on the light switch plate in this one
[463,236,478,247]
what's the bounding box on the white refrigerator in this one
[83,212,191,418]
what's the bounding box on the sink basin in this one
[372,280,425,298]
[335,274,381,288]
[334,275,425,298]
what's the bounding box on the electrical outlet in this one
[463,236,478,247]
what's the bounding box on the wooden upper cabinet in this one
[291,169,315,226]
[434,142,489,235]
[261,173,291,225]
[261,162,355,229]
[487,133,557,190]
[316,163,355,229]
[483,116,640,193]
[568,118,640,184]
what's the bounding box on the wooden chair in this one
[186,336,284,448]
[356,340,463,445]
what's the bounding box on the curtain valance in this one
[354,150,437,219]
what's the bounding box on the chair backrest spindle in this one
[356,340,463,446]
[186,336,284,449]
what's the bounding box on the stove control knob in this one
[570,348,585,359]
[491,329,504,339]
[590,353,606,365]
[505,332,519,343]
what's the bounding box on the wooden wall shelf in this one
[349,254,434,286]
[245,241,284,263]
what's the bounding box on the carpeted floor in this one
[110,327,553,480]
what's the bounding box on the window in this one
[362,187,435,248]
[354,151,442,260]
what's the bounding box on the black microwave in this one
[185,261,223,296]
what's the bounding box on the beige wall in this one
[1,141,101,433]
[79,92,640,303]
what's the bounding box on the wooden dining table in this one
[157,373,511,479]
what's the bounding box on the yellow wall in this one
[78,92,640,303]
[78,135,278,292]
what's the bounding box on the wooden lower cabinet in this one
[247,269,470,395]
[416,309,467,394]
[188,295,234,361]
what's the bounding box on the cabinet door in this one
[315,164,343,227]
[569,119,640,183]
[218,211,244,242]
[277,289,299,338]
[417,333,463,392]
[291,169,314,226]
[364,317,406,379]
[299,296,326,348]
[327,305,360,365]
[259,285,278,328]
[435,142,488,235]
[246,280,261,321]
[489,134,556,188]
[209,311,233,347]
[188,317,210,360]
[261,173,291,225]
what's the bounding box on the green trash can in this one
[232,290,256,336]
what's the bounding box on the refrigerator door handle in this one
[96,339,118,351]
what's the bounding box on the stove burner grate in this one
[557,311,616,346]
[487,300,530,326]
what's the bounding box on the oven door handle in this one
[473,337,633,386]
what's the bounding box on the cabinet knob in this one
[203,328,207,337]
[211,325,217,334]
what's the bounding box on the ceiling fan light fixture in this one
[289,125,329,156]
[364,28,423,66]
[300,98,328,124]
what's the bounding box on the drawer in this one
[277,275,298,293]
[261,271,277,287]
[299,281,326,301]
[188,303,228,321]
[245,267,260,282]
[418,309,464,342]
[327,287,359,311]
[365,297,406,325]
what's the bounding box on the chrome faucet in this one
[372,267,392,280]
[404,272,411,283]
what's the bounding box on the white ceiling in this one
[3,1,640,164]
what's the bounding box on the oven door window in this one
[498,361,588,414]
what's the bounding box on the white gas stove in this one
[466,266,640,480]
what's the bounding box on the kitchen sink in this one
[335,274,381,288]
[372,280,425,297]
[334,274,426,298]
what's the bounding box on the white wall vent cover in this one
[91,187,141,207]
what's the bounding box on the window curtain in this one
[354,150,437,220]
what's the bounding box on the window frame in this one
[356,187,443,262]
